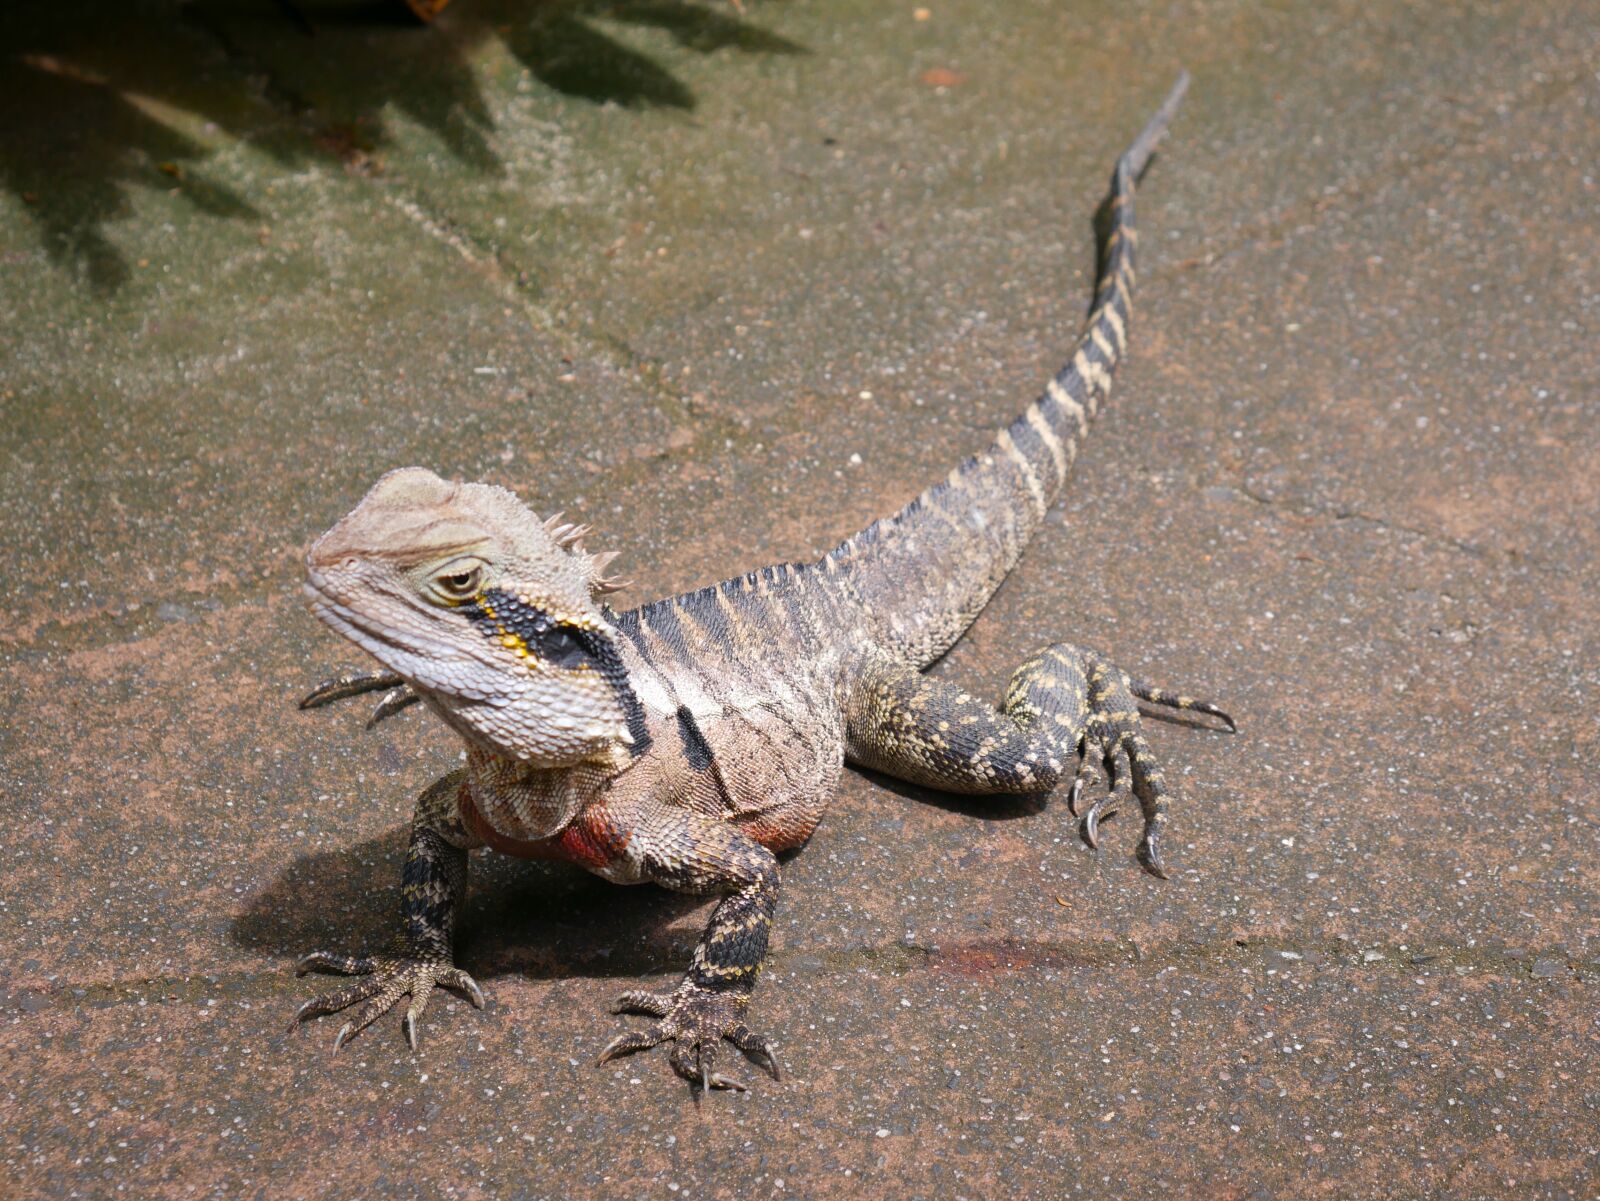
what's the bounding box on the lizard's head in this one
[304,467,636,766]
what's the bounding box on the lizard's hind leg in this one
[844,646,1232,878]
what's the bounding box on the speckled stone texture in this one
[1,1,1596,1197]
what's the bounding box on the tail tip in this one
[1124,70,1192,179]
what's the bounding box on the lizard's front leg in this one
[292,770,486,1050]
[298,670,419,729]
[598,806,782,1092]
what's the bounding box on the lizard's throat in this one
[417,689,634,770]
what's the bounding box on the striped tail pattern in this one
[830,73,1192,666]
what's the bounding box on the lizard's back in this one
[615,72,1188,779]
[612,563,855,849]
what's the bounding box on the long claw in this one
[366,686,420,729]
[599,1029,660,1065]
[1081,794,1118,849]
[403,987,432,1051]
[709,1072,749,1091]
[299,672,404,710]
[1138,826,1169,879]
[333,1021,356,1052]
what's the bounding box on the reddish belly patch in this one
[457,787,629,871]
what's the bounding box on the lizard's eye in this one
[429,563,484,603]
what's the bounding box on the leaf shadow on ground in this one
[1,0,805,291]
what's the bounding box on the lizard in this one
[291,72,1234,1091]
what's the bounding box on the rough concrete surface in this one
[2,0,1596,1197]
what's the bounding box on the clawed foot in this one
[291,949,485,1051]
[1067,654,1234,880]
[598,984,780,1092]
[299,671,419,729]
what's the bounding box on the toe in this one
[598,1028,662,1065]
[669,1040,700,1084]
[727,1023,780,1080]
[331,980,409,1048]
[437,966,487,1009]
[291,975,385,1030]
[612,989,673,1017]
[296,951,376,977]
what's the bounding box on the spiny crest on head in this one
[542,511,629,596]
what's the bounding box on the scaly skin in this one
[291,74,1233,1091]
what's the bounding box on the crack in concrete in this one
[1167,48,1599,277]
[5,936,1587,1021]
[1221,481,1487,561]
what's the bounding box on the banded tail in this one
[825,73,1190,666]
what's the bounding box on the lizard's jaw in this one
[303,577,631,766]
[304,581,482,691]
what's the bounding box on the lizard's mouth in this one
[302,577,469,675]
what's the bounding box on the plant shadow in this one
[1,0,805,291]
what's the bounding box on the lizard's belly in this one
[665,701,846,852]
